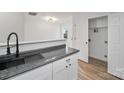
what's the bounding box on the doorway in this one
[88,16,108,65]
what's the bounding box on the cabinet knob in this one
[69,64,71,66]
[66,66,68,68]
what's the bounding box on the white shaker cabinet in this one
[53,54,78,80]
[68,54,78,80]
[53,58,68,80]
[9,63,52,80]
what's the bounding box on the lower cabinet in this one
[53,54,78,80]
[9,63,52,80]
[9,54,78,80]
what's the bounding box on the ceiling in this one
[25,12,73,23]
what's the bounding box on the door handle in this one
[88,39,91,42]
[105,41,108,44]
[85,42,88,44]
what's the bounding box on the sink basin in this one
[41,49,64,59]
[24,53,44,63]
[0,52,45,71]
[0,57,25,70]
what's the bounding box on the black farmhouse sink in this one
[0,57,25,70]
[0,53,45,71]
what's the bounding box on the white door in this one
[72,14,88,62]
[108,13,124,79]
[108,13,121,77]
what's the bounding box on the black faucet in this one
[7,32,19,57]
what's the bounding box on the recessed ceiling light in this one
[28,12,37,16]
[43,16,58,23]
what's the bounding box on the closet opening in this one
[88,16,108,67]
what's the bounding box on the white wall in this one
[60,16,73,47]
[24,14,61,41]
[0,12,71,43]
[0,12,24,43]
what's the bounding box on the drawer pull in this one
[66,66,68,68]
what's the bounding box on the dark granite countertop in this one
[0,44,79,80]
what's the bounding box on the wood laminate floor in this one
[78,57,120,80]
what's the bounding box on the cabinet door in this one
[66,54,78,80]
[9,63,52,80]
[53,58,68,80]
[53,54,78,80]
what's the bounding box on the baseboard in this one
[78,57,107,63]
[89,56,107,63]
[78,59,88,63]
